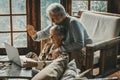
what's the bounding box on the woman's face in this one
[50,28,64,47]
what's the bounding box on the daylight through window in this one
[0,0,27,48]
[72,0,108,16]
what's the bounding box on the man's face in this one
[50,28,63,47]
[49,12,64,24]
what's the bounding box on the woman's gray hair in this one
[52,25,67,38]
[46,3,67,16]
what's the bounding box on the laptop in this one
[4,42,37,67]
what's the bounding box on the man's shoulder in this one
[68,16,85,30]
[68,16,81,24]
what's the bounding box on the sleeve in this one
[38,43,52,60]
[32,25,52,41]
[59,20,85,52]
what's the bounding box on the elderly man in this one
[27,3,92,69]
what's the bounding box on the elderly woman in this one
[23,25,68,70]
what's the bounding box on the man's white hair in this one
[46,3,67,16]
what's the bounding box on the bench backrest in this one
[80,12,120,43]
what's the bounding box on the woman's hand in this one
[26,52,38,61]
[23,61,38,68]
[52,48,60,59]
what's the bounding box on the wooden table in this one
[0,56,32,80]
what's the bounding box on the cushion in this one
[60,59,80,80]
[32,58,67,80]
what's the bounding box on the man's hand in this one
[23,61,38,68]
[26,52,38,61]
[26,25,37,37]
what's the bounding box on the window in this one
[72,0,88,16]
[41,0,60,29]
[72,0,108,16]
[91,1,108,12]
[0,0,27,48]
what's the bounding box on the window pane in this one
[0,0,10,14]
[13,32,27,48]
[12,16,26,31]
[0,33,11,48]
[41,0,60,29]
[72,1,88,16]
[0,16,10,31]
[12,0,26,14]
[91,1,107,12]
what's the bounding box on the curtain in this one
[26,0,40,55]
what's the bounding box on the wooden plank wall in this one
[108,0,120,14]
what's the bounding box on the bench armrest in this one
[85,36,120,78]
[86,36,120,51]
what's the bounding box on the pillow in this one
[32,58,67,80]
[60,59,80,80]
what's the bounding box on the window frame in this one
[71,0,109,16]
[0,0,40,55]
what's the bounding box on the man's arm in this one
[59,20,85,52]
[32,25,52,41]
